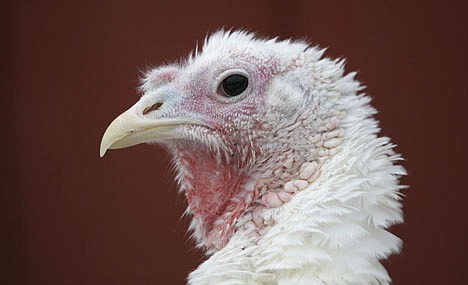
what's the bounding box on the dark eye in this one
[220,74,249,97]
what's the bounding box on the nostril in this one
[143,102,163,115]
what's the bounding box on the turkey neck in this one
[188,111,405,285]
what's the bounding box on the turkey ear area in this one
[218,74,249,97]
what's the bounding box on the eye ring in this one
[214,69,250,100]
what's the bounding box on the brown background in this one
[3,1,467,284]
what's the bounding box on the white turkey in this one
[100,31,406,285]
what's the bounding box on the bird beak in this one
[99,104,203,157]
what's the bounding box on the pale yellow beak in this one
[99,106,204,157]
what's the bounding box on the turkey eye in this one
[220,74,248,97]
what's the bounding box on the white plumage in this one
[100,30,405,285]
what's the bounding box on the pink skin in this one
[173,142,251,249]
[146,51,282,250]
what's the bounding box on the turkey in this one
[100,31,406,285]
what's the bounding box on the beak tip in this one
[100,135,111,158]
[99,145,107,158]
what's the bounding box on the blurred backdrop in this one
[3,1,467,284]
